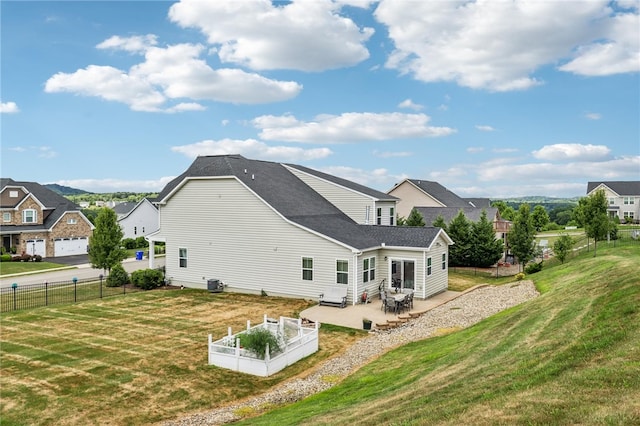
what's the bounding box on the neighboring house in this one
[147,155,453,305]
[587,181,640,224]
[113,199,159,239]
[0,178,94,257]
[387,178,511,235]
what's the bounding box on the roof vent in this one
[244,169,247,174]
[251,174,255,180]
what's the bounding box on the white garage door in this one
[26,239,46,257]
[54,237,88,256]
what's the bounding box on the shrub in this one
[33,255,43,262]
[131,268,164,290]
[0,254,11,262]
[106,263,129,287]
[122,238,137,249]
[515,272,526,281]
[238,327,282,359]
[11,255,22,262]
[20,254,32,262]
[135,236,148,248]
[524,262,543,274]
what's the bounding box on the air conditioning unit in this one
[207,279,223,293]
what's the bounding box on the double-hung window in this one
[376,208,382,225]
[363,257,375,282]
[624,197,634,205]
[179,248,188,268]
[426,257,432,276]
[23,209,36,223]
[336,260,348,284]
[442,253,447,270]
[389,207,395,226]
[302,257,313,281]
[3,212,11,222]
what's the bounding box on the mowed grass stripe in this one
[1,289,321,425]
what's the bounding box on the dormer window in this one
[23,209,37,223]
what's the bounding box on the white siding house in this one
[147,155,453,304]
[116,198,159,240]
[587,181,640,224]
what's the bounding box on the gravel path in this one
[162,281,539,426]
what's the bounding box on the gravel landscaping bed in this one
[162,281,539,426]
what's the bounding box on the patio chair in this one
[402,291,414,310]
[381,293,394,314]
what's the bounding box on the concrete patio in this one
[300,290,462,330]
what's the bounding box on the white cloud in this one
[532,143,611,161]
[253,112,456,143]
[7,145,56,157]
[170,138,333,161]
[168,0,373,71]
[398,99,423,111]
[585,112,603,120]
[466,147,484,153]
[0,101,20,113]
[319,165,408,189]
[97,34,158,53]
[373,150,413,158]
[375,0,638,91]
[559,12,640,76]
[38,146,57,159]
[493,147,519,153]
[475,125,495,132]
[476,155,639,182]
[53,177,176,193]
[45,42,302,111]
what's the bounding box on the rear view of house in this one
[147,155,453,305]
[0,178,94,258]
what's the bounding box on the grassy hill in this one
[43,183,92,196]
[241,245,640,425]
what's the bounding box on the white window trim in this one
[336,259,349,285]
[22,209,37,223]
[426,257,432,276]
[363,256,376,283]
[179,248,188,268]
[302,256,314,281]
[2,212,11,222]
[442,253,447,270]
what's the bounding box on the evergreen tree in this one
[432,215,448,232]
[510,203,536,271]
[88,208,127,273]
[405,208,426,227]
[470,210,504,268]
[447,210,472,266]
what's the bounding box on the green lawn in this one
[0,291,363,425]
[239,244,640,425]
[0,261,73,276]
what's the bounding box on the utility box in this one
[207,279,223,293]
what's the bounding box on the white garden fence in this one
[208,314,319,377]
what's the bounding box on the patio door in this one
[390,259,415,291]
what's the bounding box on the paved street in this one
[0,256,165,288]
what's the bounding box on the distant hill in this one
[44,183,92,196]
[494,196,580,204]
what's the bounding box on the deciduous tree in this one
[88,208,127,273]
[553,234,573,264]
[510,204,536,271]
[532,205,550,232]
[574,189,611,257]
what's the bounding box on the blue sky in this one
[2,0,639,199]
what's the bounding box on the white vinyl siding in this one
[160,178,354,301]
[285,166,378,224]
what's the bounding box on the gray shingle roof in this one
[406,179,469,207]
[157,155,442,250]
[0,178,83,232]
[587,181,640,196]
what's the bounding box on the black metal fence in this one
[0,276,143,313]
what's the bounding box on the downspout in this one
[352,251,362,306]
